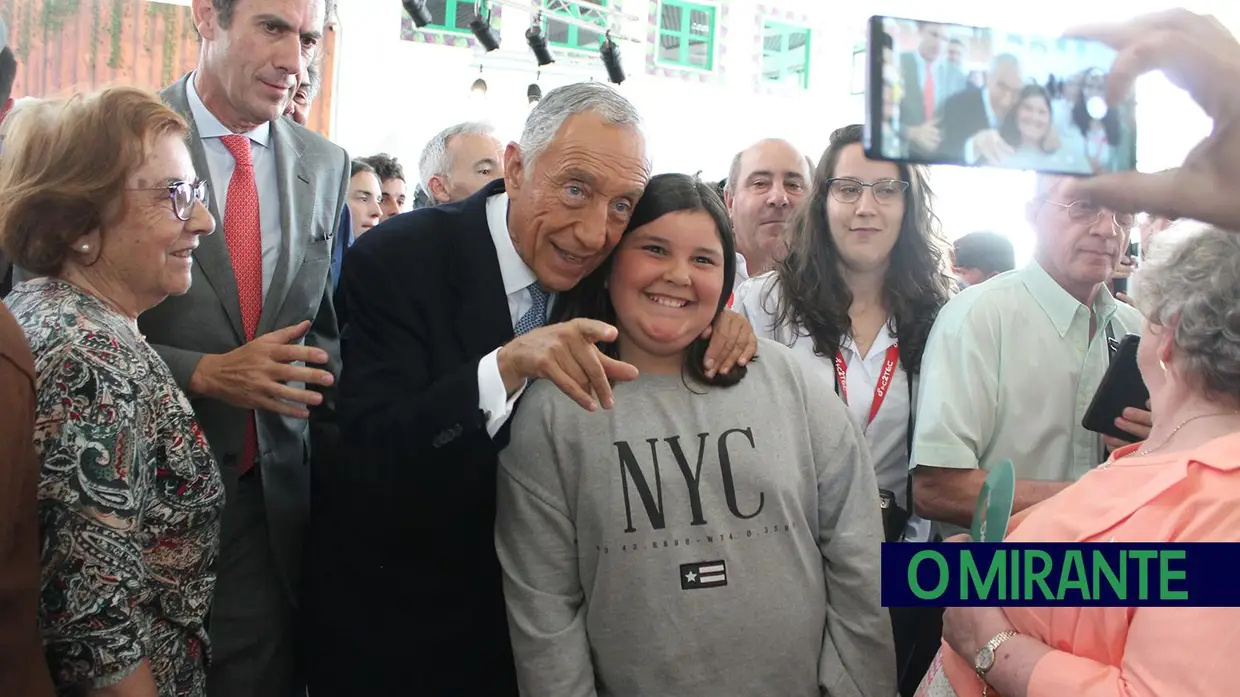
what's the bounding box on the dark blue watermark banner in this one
[881,543,1240,607]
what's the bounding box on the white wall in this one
[331,0,1230,262]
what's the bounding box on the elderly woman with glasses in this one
[0,86,221,696]
[918,221,1240,696]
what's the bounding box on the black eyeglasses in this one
[826,177,909,205]
[129,180,209,221]
[1044,199,1135,232]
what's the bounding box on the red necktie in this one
[221,135,264,476]
[923,65,936,119]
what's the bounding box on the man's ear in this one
[191,0,218,40]
[503,142,526,194]
[428,176,451,205]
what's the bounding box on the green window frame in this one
[761,20,811,88]
[414,0,476,35]
[543,0,608,53]
[656,0,716,71]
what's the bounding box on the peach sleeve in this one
[1027,606,1240,696]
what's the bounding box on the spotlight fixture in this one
[472,77,488,95]
[469,4,501,52]
[401,0,432,28]
[600,32,625,85]
[526,16,555,67]
[527,83,542,104]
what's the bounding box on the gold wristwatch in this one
[975,630,1018,696]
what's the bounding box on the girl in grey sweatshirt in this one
[495,173,897,697]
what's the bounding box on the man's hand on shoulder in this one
[496,319,638,412]
[189,320,335,419]
[700,309,758,378]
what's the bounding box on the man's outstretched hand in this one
[497,319,639,412]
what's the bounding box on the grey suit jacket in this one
[142,74,349,601]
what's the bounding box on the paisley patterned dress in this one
[6,279,224,697]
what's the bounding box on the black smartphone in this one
[865,16,1138,176]
[1082,334,1149,442]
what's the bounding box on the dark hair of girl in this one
[772,124,952,376]
[1000,84,1054,150]
[552,172,746,388]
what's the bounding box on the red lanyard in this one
[834,343,900,427]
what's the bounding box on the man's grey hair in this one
[991,52,1020,74]
[418,121,497,198]
[1134,221,1240,403]
[518,82,642,173]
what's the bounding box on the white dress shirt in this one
[477,192,554,437]
[186,72,282,298]
[733,272,932,542]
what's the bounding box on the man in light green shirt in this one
[911,175,1150,533]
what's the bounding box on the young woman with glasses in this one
[733,124,954,697]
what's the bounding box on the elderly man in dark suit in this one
[937,53,1024,165]
[310,82,757,696]
[144,0,347,695]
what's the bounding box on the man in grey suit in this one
[144,0,347,695]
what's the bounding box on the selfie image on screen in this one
[875,17,1136,175]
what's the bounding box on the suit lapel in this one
[453,181,516,360]
[257,118,309,336]
[163,74,246,343]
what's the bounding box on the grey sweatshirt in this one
[495,338,896,697]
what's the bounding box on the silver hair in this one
[417,121,496,198]
[518,82,643,173]
[1134,221,1240,403]
[991,52,1020,73]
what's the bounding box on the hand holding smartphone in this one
[865,16,1138,176]
[1081,333,1150,442]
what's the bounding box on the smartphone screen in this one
[865,16,1137,176]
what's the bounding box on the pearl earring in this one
[78,244,90,253]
